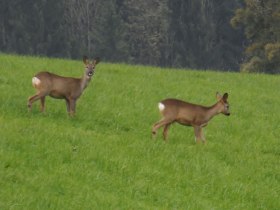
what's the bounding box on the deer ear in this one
[216,92,222,100]
[222,93,228,101]
[83,56,89,65]
[93,57,100,65]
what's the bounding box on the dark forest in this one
[0,0,279,73]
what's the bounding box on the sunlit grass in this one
[0,54,279,209]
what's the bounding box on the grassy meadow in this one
[0,54,279,209]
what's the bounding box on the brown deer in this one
[152,92,230,143]
[27,56,100,116]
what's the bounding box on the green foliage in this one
[0,0,244,71]
[241,56,264,73]
[1,54,280,209]
[231,0,280,73]
[265,43,280,62]
[169,0,244,70]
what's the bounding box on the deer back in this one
[33,71,81,99]
[161,99,207,125]
[160,95,230,126]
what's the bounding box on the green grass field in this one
[0,54,279,209]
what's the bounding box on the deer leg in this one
[152,119,173,139]
[65,99,70,113]
[193,126,203,144]
[69,99,76,117]
[163,123,172,141]
[28,93,45,111]
[40,96,45,112]
[201,129,206,144]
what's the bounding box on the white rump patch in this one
[32,77,41,86]
[158,102,165,112]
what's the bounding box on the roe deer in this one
[152,92,230,143]
[27,56,100,116]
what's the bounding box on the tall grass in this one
[0,54,279,209]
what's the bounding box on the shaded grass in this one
[0,54,279,209]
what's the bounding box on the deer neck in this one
[204,102,221,122]
[80,75,91,91]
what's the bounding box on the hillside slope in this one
[0,54,279,209]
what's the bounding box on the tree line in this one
[0,0,279,73]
